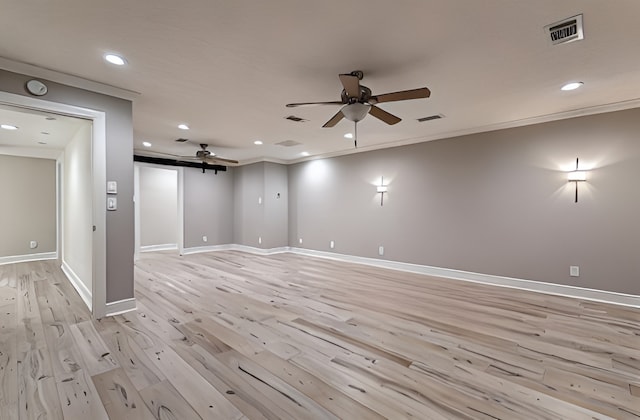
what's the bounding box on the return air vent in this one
[545,14,584,45]
[275,140,302,147]
[285,115,308,122]
[417,114,444,122]
[175,138,189,142]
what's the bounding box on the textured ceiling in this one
[1,0,640,164]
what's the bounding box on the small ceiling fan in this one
[136,142,239,167]
[286,70,430,146]
[176,143,239,166]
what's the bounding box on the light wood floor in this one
[1,251,639,419]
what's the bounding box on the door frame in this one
[0,91,107,318]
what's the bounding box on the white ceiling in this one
[0,104,89,159]
[1,0,640,164]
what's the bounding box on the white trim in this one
[0,57,139,101]
[0,90,108,319]
[140,244,178,253]
[61,260,92,310]
[177,167,185,256]
[133,164,141,261]
[288,248,640,308]
[0,252,57,266]
[181,244,237,255]
[181,243,291,256]
[105,298,137,317]
[230,244,291,255]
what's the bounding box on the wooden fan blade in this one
[369,105,401,125]
[322,109,345,127]
[286,101,343,108]
[370,87,431,104]
[204,156,239,166]
[339,74,360,98]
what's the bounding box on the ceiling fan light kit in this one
[286,70,430,148]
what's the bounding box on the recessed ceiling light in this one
[344,133,353,139]
[301,151,310,157]
[254,140,263,145]
[37,141,47,145]
[178,124,189,130]
[104,53,127,66]
[142,141,152,147]
[1,124,18,130]
[41,131,50,135]
[561,81,583,91]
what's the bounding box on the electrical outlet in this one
[570,266,579,277]
[378,246,384,256]
[202,236,208,242]
[30,240,38,249]
[330,240,335,249]
[258,236,262,244]
[299,238,303,244]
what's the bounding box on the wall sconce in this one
[568,157,587,203]
[377,176,388,206]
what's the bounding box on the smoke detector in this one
[545,14,584,45]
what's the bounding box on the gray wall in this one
[0,69,134,303]
[0,155,56,257]
[183,166,234,247]
[233,162,288,248]
[263,162,288,249]
[139,166,178,247]
[289,108,640,295]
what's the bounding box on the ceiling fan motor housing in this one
[341,85,372,104]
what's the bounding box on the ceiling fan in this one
[286,70,430,146]
[136,142,239,169]
[184,143,239,166]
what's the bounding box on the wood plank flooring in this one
[0,251,639,419]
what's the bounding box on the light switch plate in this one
[107,197,117,211]
[107,181,117,194]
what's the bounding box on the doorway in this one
[134,164,183,258]
[0,91,107,317]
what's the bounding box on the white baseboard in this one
[288,248,640,308]
[61,260,92,311]
[105,298,137,317]
[229,244,291,255]
[182,243,290,256]
[140,243,178,253]
[181,244,237,255]
[0,251,57,266]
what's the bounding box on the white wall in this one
[62,123,93,296]
[138,166,178,249]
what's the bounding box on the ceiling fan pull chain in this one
[354,121,358,148]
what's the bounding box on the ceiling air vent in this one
[545,14,584,45]
[285,115,308,122]
[275,140,302,147]
[417,114,444,122]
